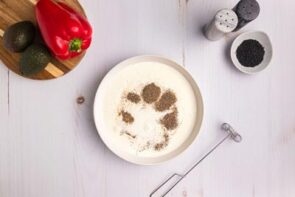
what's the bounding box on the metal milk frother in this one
[150,123,242,197]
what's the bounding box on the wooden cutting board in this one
[0,0,87,80]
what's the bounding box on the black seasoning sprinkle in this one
[236,39,265,67]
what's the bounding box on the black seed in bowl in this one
[236,39,265,67]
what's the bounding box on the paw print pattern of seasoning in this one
[155,91,177,112]
[119,111,134,124]
[118,83,179,151]
[127,92,141,104]
[141,83,161,103]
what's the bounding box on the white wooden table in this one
[1,0,295,196]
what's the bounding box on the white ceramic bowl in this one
[93,56,204,165]
[231,31,273,74]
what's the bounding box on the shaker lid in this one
[214,9,238,33]
[236,0,260,21]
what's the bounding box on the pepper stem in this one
[69,39,82,52]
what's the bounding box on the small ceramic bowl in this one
[230,31,273,74]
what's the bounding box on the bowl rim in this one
[93,55,204,165]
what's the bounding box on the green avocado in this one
[3,21,36,53]
[19,44,51,76]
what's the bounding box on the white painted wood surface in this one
[0,0,295,196]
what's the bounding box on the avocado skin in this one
[3,21,36,53]
[19,44,51,76]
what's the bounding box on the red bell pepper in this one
[35,0,92,60]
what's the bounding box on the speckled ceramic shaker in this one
[204,9,238,41]
[233,0,260,31]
